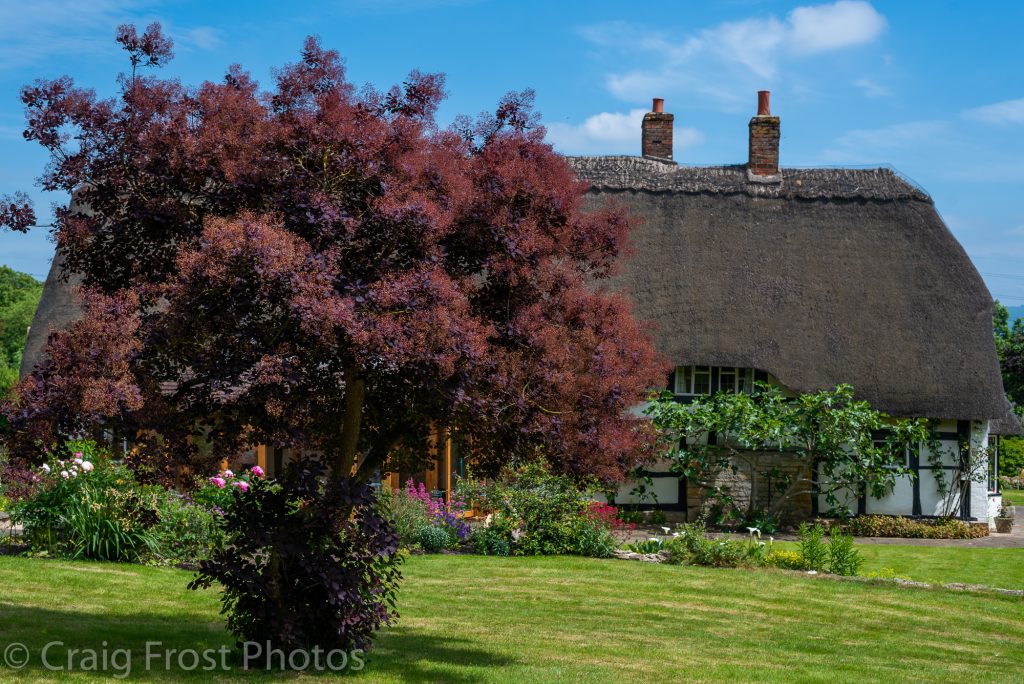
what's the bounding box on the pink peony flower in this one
[222,469,234,479]
[41,464,51,474]
[73,458,83,465]
[250,465,265,479]
[73,452,83,459]
[81,461,94,472]
[232,480,250,493]
[209,476,227,489]
[60,470,70,479]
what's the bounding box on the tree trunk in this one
[333,366,365,480]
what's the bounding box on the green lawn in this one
[1003,488,1024,506]
[0,553,1021,682]
[771,543,1024,589]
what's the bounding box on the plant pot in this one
[995,517,1014,534]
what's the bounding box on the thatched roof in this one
[570,156,1007,421]
[991,402,1024,436]
[21,156,1008,422]
[20,247,82,378]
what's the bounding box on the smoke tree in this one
[1,25,664,483]
[0,23,666,651]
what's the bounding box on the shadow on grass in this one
[0,603,514,682]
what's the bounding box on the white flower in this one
[69,469,78,478]
[73,458,83,465]
[769,536,775,543]
[60,470,70,479]
[41,464,51,474]
[672,532,680,538]
[746,526,761,537]
[81,461,94,472]
[649,537,660,543]
[661,526,671,534]
[484,514,493,528]
[807,570,818,575]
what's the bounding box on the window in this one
[673,366,691,395]
[874,440,909,469]
[693,366,712,395]
[719,367,737,394]
[672,366,756,396]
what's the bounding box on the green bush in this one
[1000,436,1024,477]
[461,461,616,558]
[150,491,225,565]
[416,524,456,552]
[12,440,161,561]
[797,522,828,572]
[663,522,750,568]
[376,485,429,548]
[843,515,985,539]
[826,528,862,576]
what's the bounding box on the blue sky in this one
[3,0,1024,304]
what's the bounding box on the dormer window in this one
[672,366,754,396]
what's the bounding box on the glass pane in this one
[693,367,711,395]
[675,366,691,394]
[719,368,737,394]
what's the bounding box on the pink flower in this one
[81,461,94,472]
[60,470,70,480]
[250,465,265,479]
[209,476,227,489]
[73,452,83,459]
[232,480,250,493]
[222,469,234,479]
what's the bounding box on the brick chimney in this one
[641,98,673,161]
[748,90,780,178]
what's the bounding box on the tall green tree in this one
[0,266,42,396]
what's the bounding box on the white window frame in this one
[673,366,755,396]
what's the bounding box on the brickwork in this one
[641,112,674,160]
[748,115,780,176]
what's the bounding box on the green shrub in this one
[416,525,456,552]
[376,485,429,548]
[462,461,616,557]
[826,528,862,576]
[843,515,984,539]
[664,522,750,568]
[150,491,225,565]
[12,440,160,561]
[797,522,828,572]
[471,525,512,556]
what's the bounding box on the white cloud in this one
[546,109,704,156]
[0,1,221,71]
[823,120,948,162]
[963,98,1024,125]
[853,77,891,98]
[179,26,223,51]
[788,1,888,54]
[580,1,887,109]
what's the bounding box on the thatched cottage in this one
[20,92,1019,527]
[572,92,1019,527]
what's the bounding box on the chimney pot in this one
[757,90,771,116]
[641,98,674,161]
